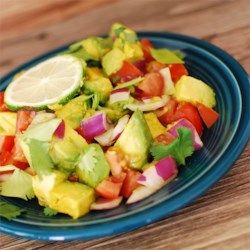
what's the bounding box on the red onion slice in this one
[109,88,130,104]
[81,112,109,140]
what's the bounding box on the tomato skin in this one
[16,110,35,134]
[157,98,179,124]
[95,179,123,200]
[0,92,10,111]
[0,149,29,169]
[0,136,15,153]
[168,64,188,82]
[141,38,154,62]
[110,61,143,84]
[174,102,204,135]
[196,102,219,128]
[137,72,164,97]
[158,100,204,136]
[120,169,141,198]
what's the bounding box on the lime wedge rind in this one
[4,55,84,111]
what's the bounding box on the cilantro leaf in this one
[114,27,126,37]
[44,206,58,216]
[0,165,35,200]
[0,201,26,220]
[150,127,194,165]
[28,138,54,177]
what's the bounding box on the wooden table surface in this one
[0,0,249,249]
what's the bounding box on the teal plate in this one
[0,32,250,241]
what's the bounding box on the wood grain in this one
[0,0,250,249]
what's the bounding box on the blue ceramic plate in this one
[1,32,249,241]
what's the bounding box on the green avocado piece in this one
[110,23,143,62]
[102,48,125,76]
[69,37,112,61]
[55,95,92,129]
[115,109,153,169]
[174,75,216,108]
[84,77,113,104]
[32,170,67,206]
[0,112,17,136]
[50,140,80,174]
[49,181,95,219]
[76,144,110,188]
[49,123,88,174]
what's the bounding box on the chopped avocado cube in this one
[86,67,104,80]
[49,181,95,219]
[0,112,17,136]
[55,95,92,129]
[174,75,216,108]
[110,23,143,62]
[144,112,166,138]
[69,37,112,61]
[84,78,113,104]
[102,48,125,76]
[76,144,110,188]
[97,106,129,123]
[64,122,88,150]
[32,170,67,206]
[50,140,81,174]
[115,109,153,169]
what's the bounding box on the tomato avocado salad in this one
[0,23,219,220]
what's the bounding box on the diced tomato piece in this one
[146,61,165,73]
[196,102,219,128]
[0,135,15,153]
[158,100,204,136]
[141,38,154,62]
[155,132,176,145]
[110,61,143,84]
[0,169,14,175]
[174,102,204,135]
[11,139,28,163]
[121,169,141,198]
[96,179,123,200]
[168,64,188,82]
[0,149,29,169]
[0,92,10,111]
[105,147,127,176]
[137,72,164,97]
[16,110,35,134]
[157,98,179,124]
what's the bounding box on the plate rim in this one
[0,31,249,241]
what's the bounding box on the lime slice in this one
[4,55,84,110]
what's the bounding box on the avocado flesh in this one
[84,77,113,104]
[102,48,125,76]
[55,95,92,129]
[49,181,95,219]
[115,109,153,169]
[110,23,143,62]
[32,170,67,206]
[0,112,17,136]
[144,112,166,138]
[174,75,216,108]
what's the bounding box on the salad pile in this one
[0,23,219,219]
